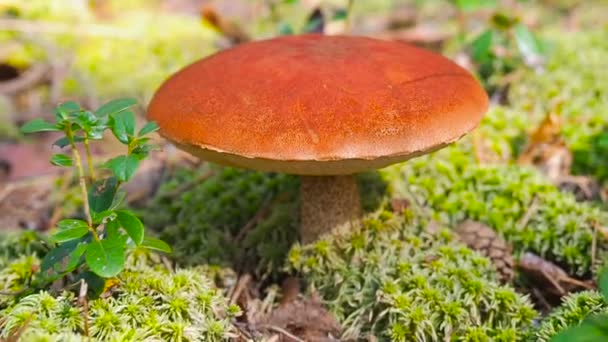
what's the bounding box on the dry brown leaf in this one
[518,112,572,181]
[517,252,593,297]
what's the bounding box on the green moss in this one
[141,164,389,276]
[0,258,240,341]
[0,230,48,268]
[533,290,608,342]
[572,129,608,184]
[385,148,608,276]
[288,211,537,341]
[140,164,299,272]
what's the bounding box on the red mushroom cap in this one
[148,34,488,175]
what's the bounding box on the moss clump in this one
[532,290,608,342]
[572,129,608,184]
[140,164,299,272]
[288,211,537,341]
[0,230,48,268]
[387,148,608,277]
[141,164,389,276]
[0,259,240,341]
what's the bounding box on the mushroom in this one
[147,34,488,243]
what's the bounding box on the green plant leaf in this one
[110,190,127,210]
[491,12,518,30]
[110,110,136,144]
[333,9,348,20]
[131,143,155,161]
[303,8,324,33]
[86,238,126,278]
[105,218,121,239]
[514,24,542,59]
[39,237,88,281]
[20,119,60,133]
[52,136,84,148]
[278,23,294,35]
[50,153,73,167]
[471,30,493,63]
[64,241,89,272]
[115,210,144,245]
[551,314,608,342]
[95,98,137,117]
[58,101,81,113]
[91,210,115,225]
[138,121,159,136]
[89,177,118,213]
[51,223,89,243]
[599,268,608,300]
[141,236,172,253]
[105,155,139,182]
[57,219,88,230]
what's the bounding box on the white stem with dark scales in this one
[299,175,362,243]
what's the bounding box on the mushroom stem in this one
[299,175,362,243]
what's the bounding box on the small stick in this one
[235,195,275,243]
[161,170,214,199]
[540,269,566,295]
[517,195,539,229]
[229,273,252,305]
[592,221,599,267]
[78,279,90,339]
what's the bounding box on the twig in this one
[0,63,50,95]
[229,273,252,305]
[558,276,594,290]
[540,269,566,296]
[0,288,28,296]
[235,194,274,243]
[160,170,214,199]
[592,221,599,267]
[6,314,33,342]
[259,324,305,342]
[345,0,355,33]
[83,138,95,182]
[68,127,96,240]
[78,279,90,339]
[517,195,539,229]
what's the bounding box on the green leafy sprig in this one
[20,99,171,286]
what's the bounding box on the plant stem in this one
[67,127,99,241]
[345,0,354,33]
[83,138,95,182]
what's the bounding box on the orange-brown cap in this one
[148,34,488,175]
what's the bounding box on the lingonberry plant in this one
[20,99,171,287]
